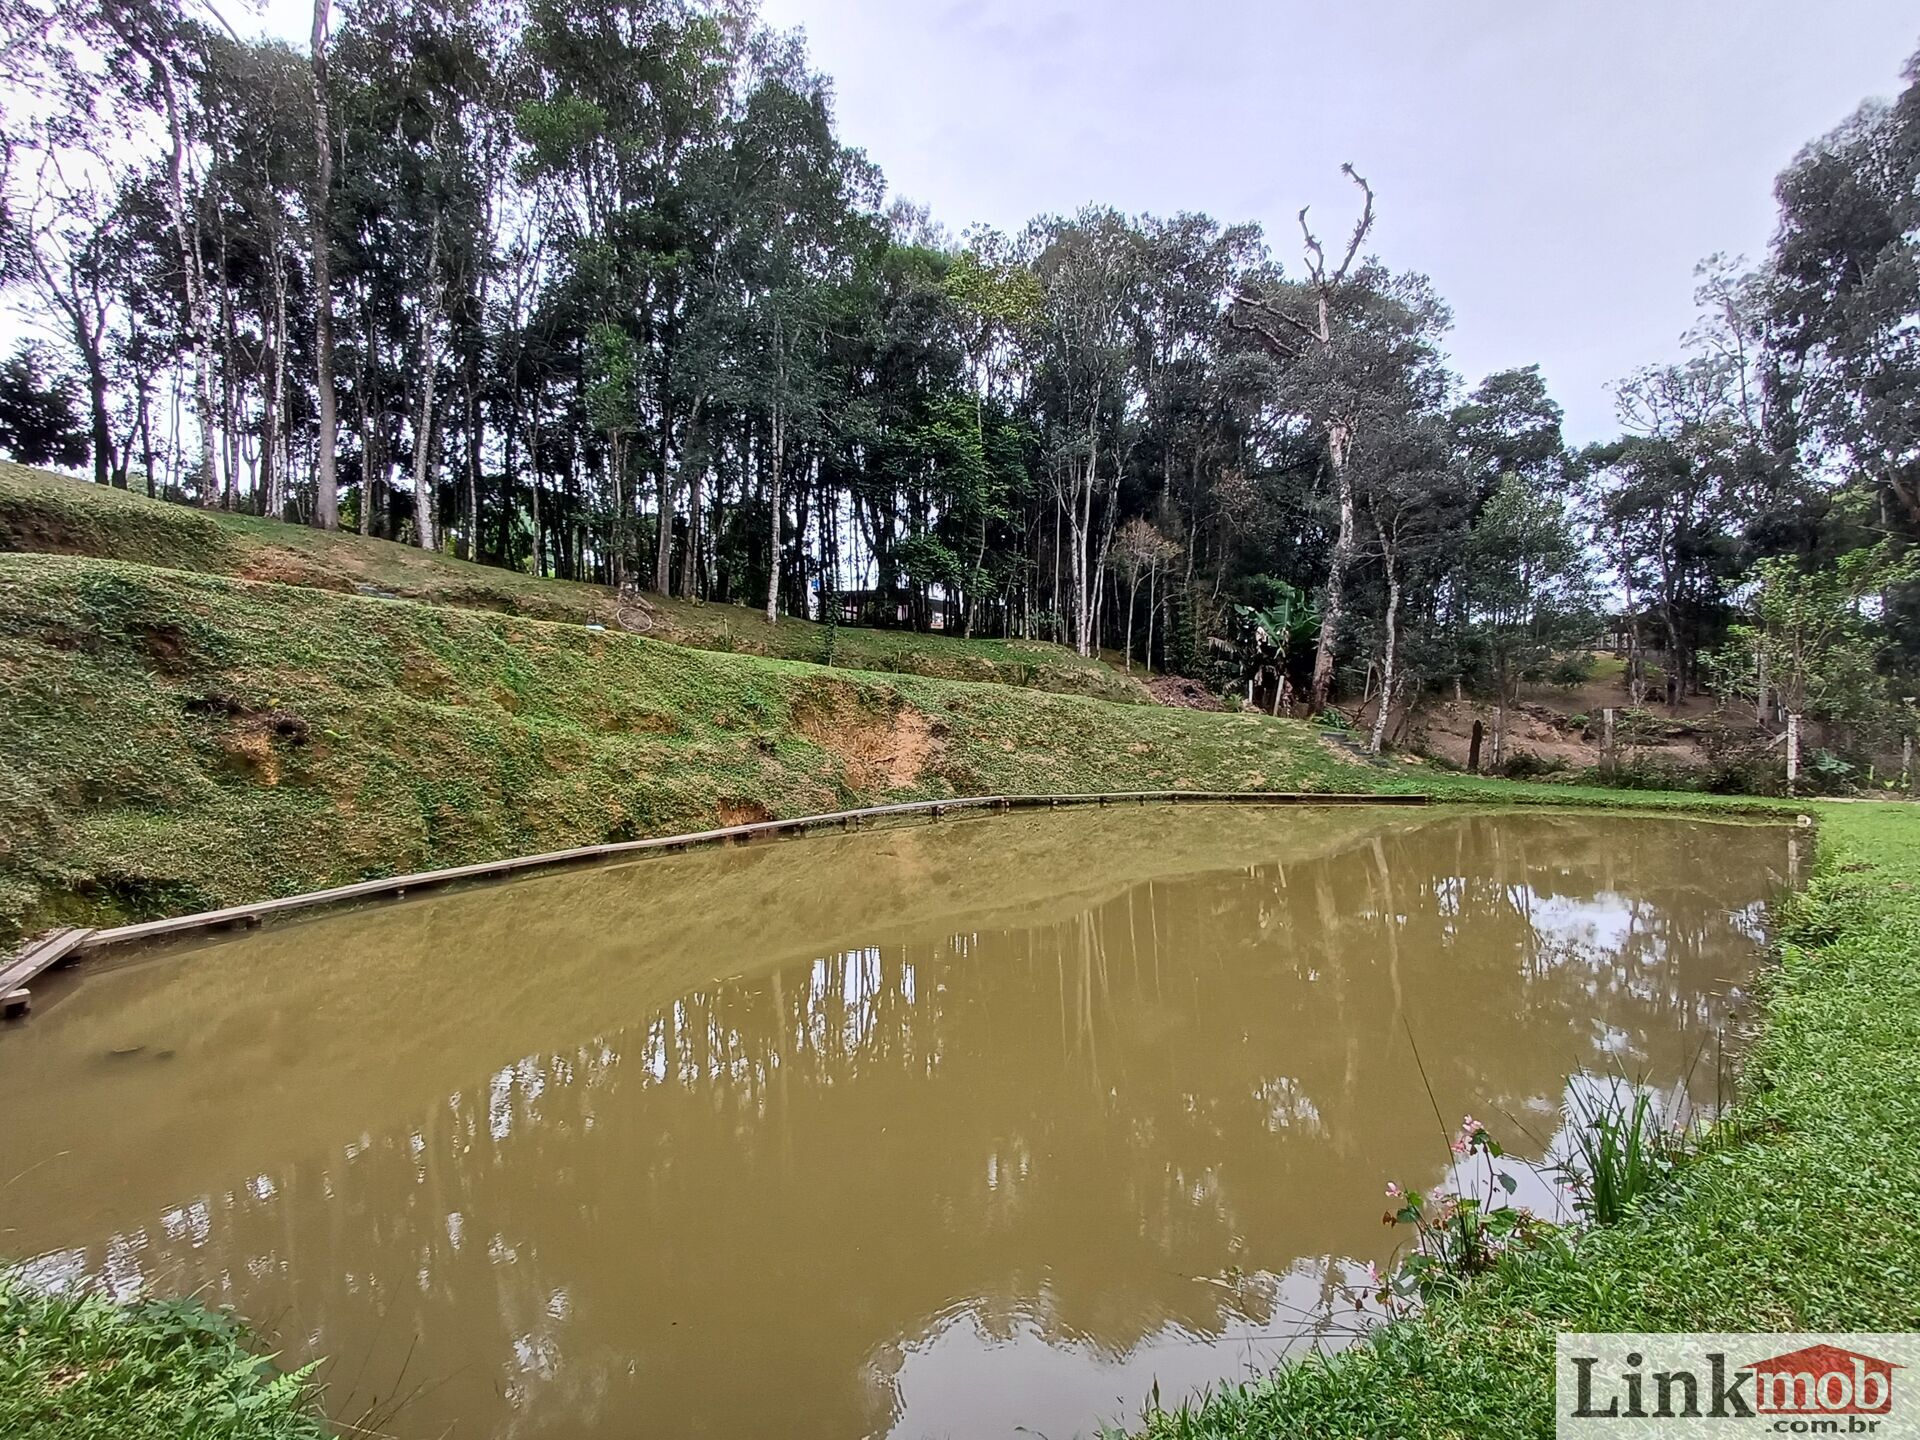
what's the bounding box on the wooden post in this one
[1601,707,1617,777]
[1786,711,1802,797]
[1903,732,1913,798]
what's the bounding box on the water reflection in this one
[0,809,1788,1439]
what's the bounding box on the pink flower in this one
[1385,1182,1402,1198]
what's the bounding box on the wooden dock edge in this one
[0,927,93,1018]
[54,791,1427,964]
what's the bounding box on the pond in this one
[0,807,1793,1439]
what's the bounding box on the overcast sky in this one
[747,0,1917,442]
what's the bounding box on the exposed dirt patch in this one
[185,693,312,788]
[791,681,937,791]
[218,727,283,784]
[1413,697,1707,771]
[234,546,355,593]
[36,620,100,655]
[715,798,773,827]
[207,707,310,786]
[396,655,456,702]
[1147,675,1225,711]
[132,621,194,676]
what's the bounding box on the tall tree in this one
[1228,165,1382,712]
[309,0,339,528]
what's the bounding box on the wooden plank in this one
[74,791,1429,958]
[0,927,92,1019]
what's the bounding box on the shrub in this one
[1546,651,1595,689]
[1498,749,1567,780]
[1554,1084,1684,1226]
[1376,1117,1551,1310]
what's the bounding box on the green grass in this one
[1120,800,1920,1439]
[0,551,1374,943]
[0,461,1145,703]
[0,1275,326,1440]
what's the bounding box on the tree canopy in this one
[2,0,1916,780]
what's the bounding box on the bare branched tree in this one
[1229,163,1377,713]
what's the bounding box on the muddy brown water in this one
[0,807,1793,1439]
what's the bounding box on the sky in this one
[743,0,1917,443]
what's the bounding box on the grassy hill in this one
[0,552,1378,943]
[0,462,1147,704]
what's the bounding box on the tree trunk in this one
[529,381,546,578]
[680,461,704,598]
[1123,570,1139,671]
[1309,420,1355,713]
[410,214,443,552]
[653,364,674,595]
[145,50,220,505]
[1144,563,1159,674]
[463,375,481,560]
[309,0,339,528]
[764,402,785,624]
[80,344,113,489]
[265,238,290,519]
[1368,542,1400,755]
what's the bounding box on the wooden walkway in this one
[0,790,1427,1017]
[0,927,93,1018]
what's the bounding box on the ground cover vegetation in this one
[2,4,1917,791]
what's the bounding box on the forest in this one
[2,0,1917,786]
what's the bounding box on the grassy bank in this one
[0,1276,325,1440]
[1121,799,1920,1439]
[0,551,1370,942]
[0,462,1146,703]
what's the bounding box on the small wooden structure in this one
[0,928,93,1018]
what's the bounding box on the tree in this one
[1228,165,1381,713]
[1712,544,1919,791]
[1466,475,1594,768]
[1108,516,1177,671]
[1765,51,1920,534]
[1026,208,1147,655]
[0,343,89,467]
[309,0,339,529]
